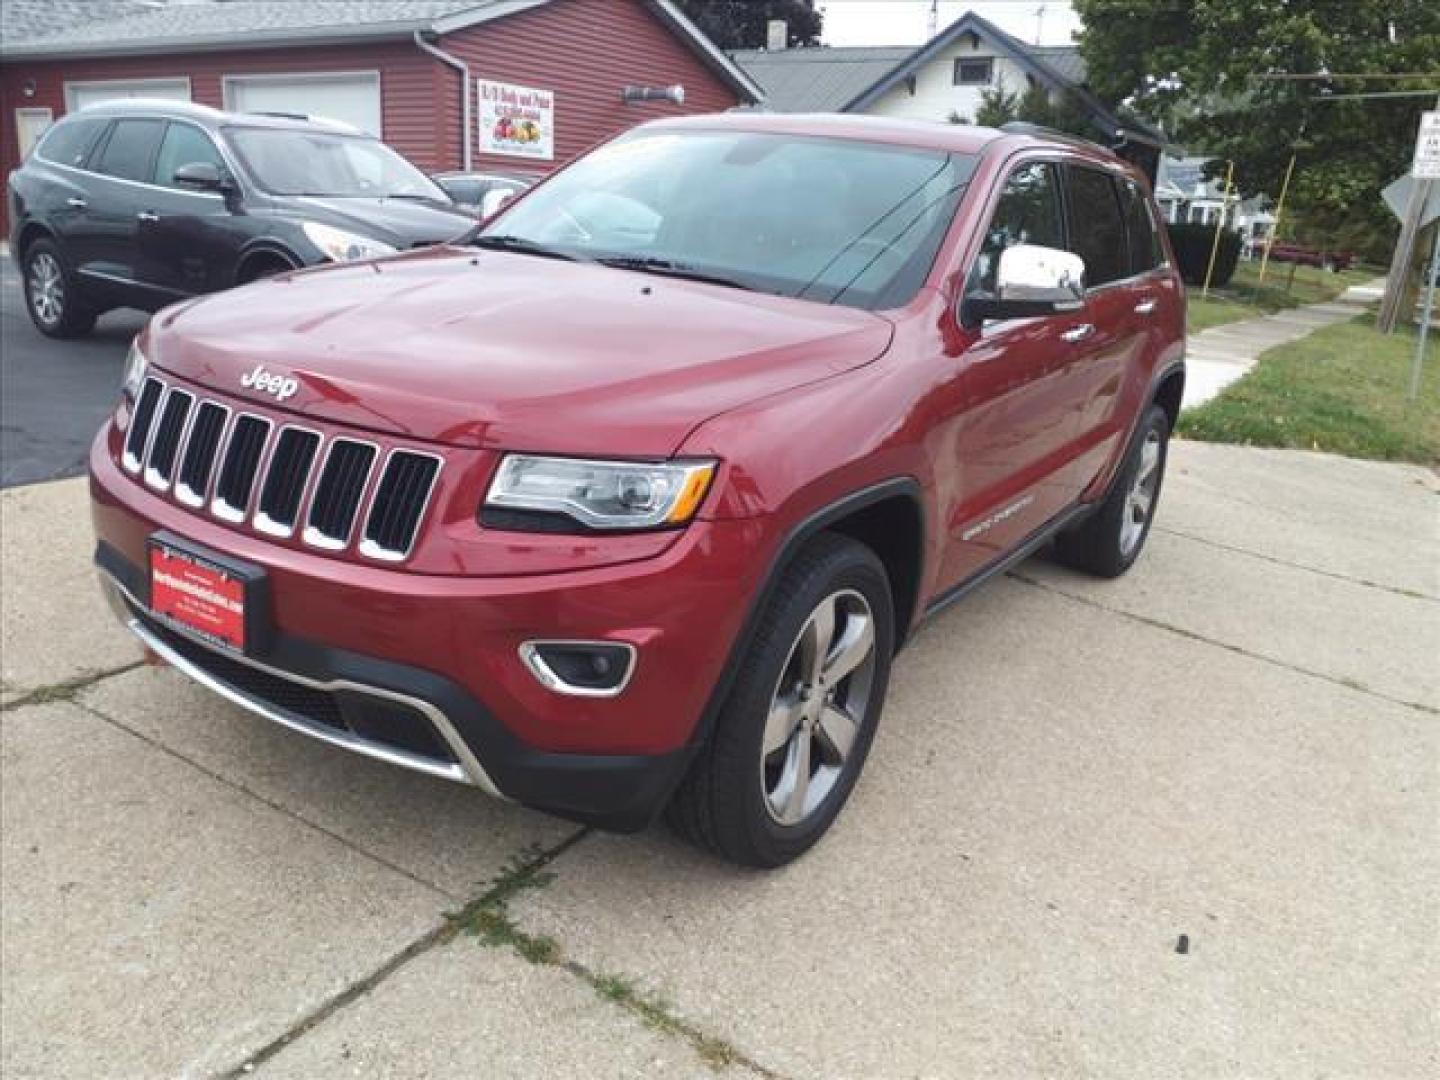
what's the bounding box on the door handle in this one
[1060,324,1095,343]
[66,197,87,209]
[1134,298,1158,315]
[137,211,160,223]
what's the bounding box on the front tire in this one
[1054,404,1170,578]
[22,239,96,339]
[667,533,895,868]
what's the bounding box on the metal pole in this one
[1379,96,1440,334]
[1410,225,1439,401]
[1259,151,1296,284]
[1202,160,1234,298]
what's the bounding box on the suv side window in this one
[93,118,166,184]
[967,160,1064,297]
[1064,166,1128,288]
[34,117,108,169]
[1119,178,1164,275]
[153,122,226,189]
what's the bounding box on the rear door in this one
[77,117,166,297]
[1059,164,1146,481]
[135,120,241,298]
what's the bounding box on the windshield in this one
[484,130,977,309]
[225,127,447,199]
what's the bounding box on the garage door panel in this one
[65,78,191,113]
[224,74,382,136]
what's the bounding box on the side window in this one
[968,161,1064,297]
[93,118,166,183]
[1119,178,1163,275]
[34,117,108,169]
[1063,166,1128,287]
[153,122,226,189]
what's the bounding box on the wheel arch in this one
[235,242,301,285]
[16,221,56,260]
[1152,362,1186,433]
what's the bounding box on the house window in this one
[954,58,993,86]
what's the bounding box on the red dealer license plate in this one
[149,542,248,651]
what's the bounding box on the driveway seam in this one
[0,661,145,712]
[1008,570,1438,716]
[1154,524,1437,601]
[70,695,461,904]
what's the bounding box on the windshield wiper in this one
[470,234,585,262]
[594,255,752,292]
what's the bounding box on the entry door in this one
[14,108,52,159]
[937,160,1091,588]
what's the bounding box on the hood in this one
[149,247,895,456]
[287,196,476,246]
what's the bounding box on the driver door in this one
[135,120,240,299]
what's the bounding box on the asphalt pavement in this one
[0,263,145,488]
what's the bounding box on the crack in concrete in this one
[0,661,145,712]
[215,830,591,1080]
[1007,570,1439,717]
[1154,524,1437,601]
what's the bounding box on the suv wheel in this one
[1054,403,1170,578]
[23,239,96,339]
[667,533,894,867]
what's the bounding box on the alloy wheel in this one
[760,588,877,826]
[27,252,64,327]
[1120,429,1162,557]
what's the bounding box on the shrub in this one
[1166,222,1242,286]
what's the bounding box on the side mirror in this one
[961,243,1086,326]
[173,161,231,192]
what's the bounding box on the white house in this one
[1155,155,1276,254]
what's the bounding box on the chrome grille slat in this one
[143,389,193,490]
[122,377,165,472]
[211,414,271,522]
[359,451,442,562]
[255,427,321,538]
[303,439,378,550]
[122,377,440,562]
[176,401,229,507]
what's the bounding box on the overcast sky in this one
[819,1,1082,48]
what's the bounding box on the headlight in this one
[120,339,148,401]
[484,455,716,531]
[301,222,397,262]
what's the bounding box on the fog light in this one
[519,641,636,697]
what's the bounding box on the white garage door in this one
[65,78,191,112]
[224,73,382,135]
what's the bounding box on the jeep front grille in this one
[121,376,442,561]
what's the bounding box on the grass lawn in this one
[1178,314,1440,465]
[1186,262,1378,335]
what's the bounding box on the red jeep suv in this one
[90,114,1184,867]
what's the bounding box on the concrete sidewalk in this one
[2,442,1437,1078]
[1183,278,1386,411]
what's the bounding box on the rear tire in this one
[1053,404,1170,578]
[667,533,894,868]
[22,239,96,339]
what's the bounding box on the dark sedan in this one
[7,100,476,338]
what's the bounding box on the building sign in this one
[478,79,554,161]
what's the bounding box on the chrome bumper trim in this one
[98,571,505,799]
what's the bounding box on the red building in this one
[0,0,763,232]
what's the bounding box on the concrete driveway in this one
[2,441,1436,1079]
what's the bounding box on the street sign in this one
[1414,111,1440,179]
[1382,173,1440,230]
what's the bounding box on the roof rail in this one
[998,120,1110,152]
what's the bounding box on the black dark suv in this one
[7,100,475,338]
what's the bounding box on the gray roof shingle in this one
[1,0,160,44]
[728,46,913,114]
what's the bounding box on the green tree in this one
[974,86,1020,128]
[1074,0,1440,257]
[673,0,822,49]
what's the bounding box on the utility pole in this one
[1033,4,1046,46]
[927,0,939,41]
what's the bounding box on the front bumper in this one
[91,432,769,831]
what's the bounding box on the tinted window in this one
[438,176,483,205]
[93,118,165,183]
[1064,166,1128,287]
[488,131,978,310]
[35,117,107,168]
[1119,179,1163,274]
[153,122,225,189]
[968,161,1064,297]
